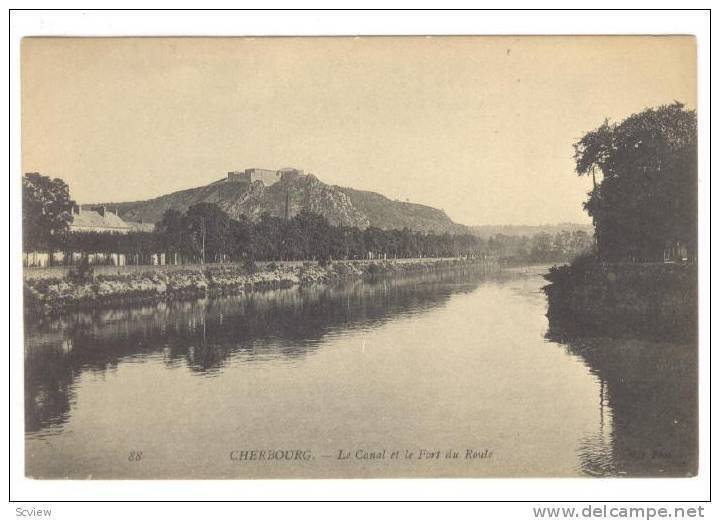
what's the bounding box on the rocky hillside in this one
[93,174,465,233]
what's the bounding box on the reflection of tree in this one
[25,337,77,433]
[548,328,697,477]
[574,378,616,476]
[25,270,482,434]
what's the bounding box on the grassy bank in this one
[24,258,490,314]
[543,255,697,341]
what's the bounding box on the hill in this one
[90,173,465,234]
[333,185,466,233]
[88,172,593,237]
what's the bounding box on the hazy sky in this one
[22,36,696,226]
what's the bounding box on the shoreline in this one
[24,258,496,315]
[542,257,697,342]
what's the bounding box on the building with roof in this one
[23,206,156,268]
[69,206,132,234]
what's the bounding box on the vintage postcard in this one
[20,35,698,481]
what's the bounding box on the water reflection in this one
[547,328,698,477]
[25,270,480,435]
[24,267,697,478]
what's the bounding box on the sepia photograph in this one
[17,26,702,488]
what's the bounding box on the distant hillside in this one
[470,223,594,238]
[89,173,466,233]
[333,186,466,233]
[88,172,593,237]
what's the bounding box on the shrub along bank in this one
[24,258,488,313]
[543,255,697,341]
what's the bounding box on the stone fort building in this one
[227,167,305,186]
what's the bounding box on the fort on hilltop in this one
[227,167,305,186]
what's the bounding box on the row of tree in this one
[46,204,593,265]
[22,172,593,266]
[153,204,490,262]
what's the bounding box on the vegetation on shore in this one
[544,103,697,341]
[23,173,593,268]
[544,255,697,341]
[24,258,488,313]
[573,102,696,263]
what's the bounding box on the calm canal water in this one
[24,267,697,478]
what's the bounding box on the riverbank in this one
[24,258,493,313]
[543,255,697,341]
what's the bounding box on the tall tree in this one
[155,209,189,263]
[229,214,255,260]
[185,203,233,263]
[22,172,75,257]
[573,103,697,262]
[253,212,284,260]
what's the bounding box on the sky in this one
[22,36,696,226]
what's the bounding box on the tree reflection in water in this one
[547,327,697,477]
[25,270,482,435]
